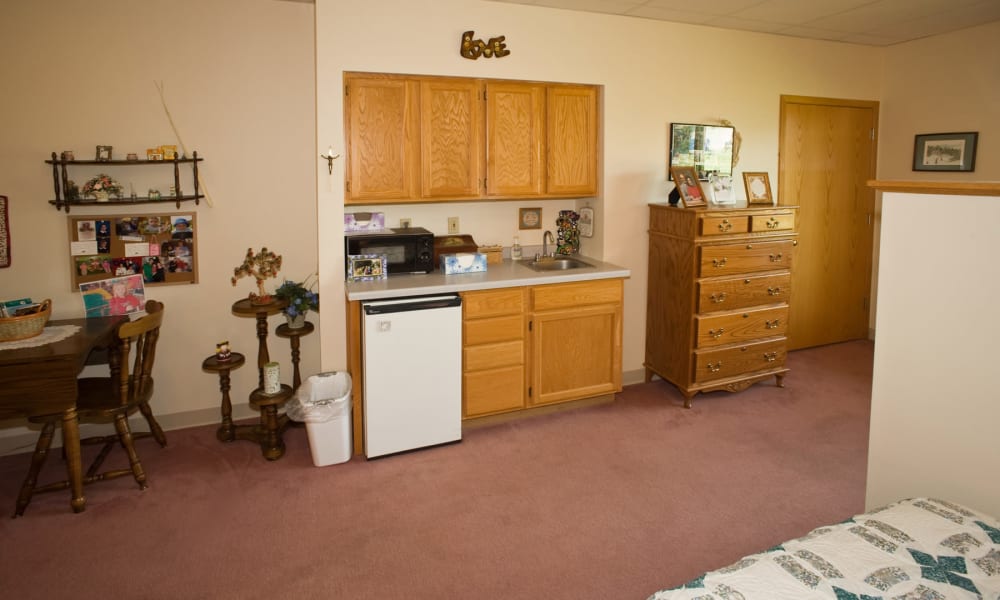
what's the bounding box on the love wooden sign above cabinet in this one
[460,31,510,59]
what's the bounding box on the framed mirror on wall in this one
[668,122,735,180]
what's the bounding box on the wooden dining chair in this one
[16,301,166,516]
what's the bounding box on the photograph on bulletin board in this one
[79,274,146,317]
[67,212,198,291]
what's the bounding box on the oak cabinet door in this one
[486,82,545,197]
[546,85,598,196]
[420,79,483,199]
[344,75,420,203]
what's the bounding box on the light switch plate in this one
[447,217,459,234]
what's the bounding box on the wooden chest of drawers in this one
[645,204,798,407]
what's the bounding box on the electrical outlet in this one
[447,217,459,234]
[399,218,411,228]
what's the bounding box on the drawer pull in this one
[769,253,783,262]
[711,257,728,268]
[709,292,727,303]
[718,219,732,232]
[766,218,780,229]
[706,362,722,373]
[708,328,724,339]
[767,286,781,296]
[746,244,753,249]
[763,352,778,362]
[765,319,780,329]
[744,279,751,284]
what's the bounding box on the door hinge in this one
[528,386,532,398]
[870,128,875,140]
[528,320,532,331]
[345,85,349,96]
[346,181,351,192]
[863,297,869,311]
[483,177,487,190]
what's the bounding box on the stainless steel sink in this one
[522,256,593,271]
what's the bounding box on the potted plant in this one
[81,173,123,201]
[273,275,319,328]
[231,247,283,303]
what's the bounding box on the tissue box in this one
[344,212,385,232]
[440,253,487,274]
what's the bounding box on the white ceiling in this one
[484,0,1000,46]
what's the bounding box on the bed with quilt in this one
[648,497,1000,600]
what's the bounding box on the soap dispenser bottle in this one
[511,236,523,261]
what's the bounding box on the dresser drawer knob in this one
[706,362,722,373]
[767,286,781,296]
[744,279,751,284]
[746,244,753,249]
[708,328,725,339]
[765,319,780,329]
[766,218,780,229]
[710,292,727,303]
[763,352,778,362]
[711,257,728,268]
[718,219,732,232]
[769,253,783,262]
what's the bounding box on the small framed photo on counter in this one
[347,254,387,282]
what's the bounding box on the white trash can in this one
[287,372,352,467]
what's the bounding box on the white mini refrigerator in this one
[362,294,463,458]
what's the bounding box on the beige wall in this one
[315,0,885,379]
[866,191,1000,518]
[0,0,318,451]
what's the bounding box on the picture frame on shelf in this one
[669,166,707,208]
[95,145,113,162]
[912,132,977,172]
[347,254,387,282]
[743,171,773,206]
[519,207,542,230]
[708,173,736,206]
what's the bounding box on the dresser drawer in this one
[695,306,788,348]
[749,212,795,232]
[697,273,790,312]
[464,365,524,417]
[699,239,794,276]
[463,288,525,319]
[464,340,523,372]
[693,339,786,383]
[700,214,749,236]
[464,315,522,345]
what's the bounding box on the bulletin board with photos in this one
[67,212,198,291]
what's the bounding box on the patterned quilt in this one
[648,497,1000,600]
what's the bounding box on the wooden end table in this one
[231,297,287,389]
[201,352,246,443]
[275,321,314,390]
[249,385,294,460]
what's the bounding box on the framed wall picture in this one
[669,166,707,208]
[519,207,542,230]
[668,122,735,180]
[95,145,113,161]
[743,172,773,206]
[347,254,387,282]
[912,132,977,172]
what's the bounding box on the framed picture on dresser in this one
[743,172,773,206]
[669,166,707,208]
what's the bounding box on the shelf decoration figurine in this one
[81,173,123,201]
[231,247,283,304]
[273,275,319,329]
[215,340,232,361]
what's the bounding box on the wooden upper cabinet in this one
[485,82,545,197]
[420,79,484,199]
[546,85,598,197]
[344,75,419,203]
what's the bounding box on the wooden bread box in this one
[433,235,478,265]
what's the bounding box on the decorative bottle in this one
[511,236,522,261]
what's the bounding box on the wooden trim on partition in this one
[867,180,1000,196]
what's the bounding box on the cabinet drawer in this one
[700,214,749,236]
[464,340,523,372]
[464,315,522,345]
[749,212,794,232]
[531,279,622,312]
[697,273,790,312]
[463,288,525,318]
[695,306,788,348]
[464,366,524,417]
[699,240,794,277]
[693,339,786,383]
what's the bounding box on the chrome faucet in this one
[542,230,555,258]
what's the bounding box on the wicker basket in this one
[0,299,52,342]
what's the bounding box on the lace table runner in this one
[0,325,81,351]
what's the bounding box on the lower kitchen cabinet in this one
[461,278,624,419]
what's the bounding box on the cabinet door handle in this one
[711,257,728,268]
[708,328,724,339]
[718,219,732,232]
[765,319,780,329]
[709,292,727,303]
[763,352,778,362]
[767,286,781,296]
[706,362,722,373]
[769,253,783,262]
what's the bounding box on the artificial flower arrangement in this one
[273,274,319,319]
[231,247,282,302]
[81,173,123,198]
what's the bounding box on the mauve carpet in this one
[0,340,872,600]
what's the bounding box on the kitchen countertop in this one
[345,255,631,301]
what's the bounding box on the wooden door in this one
[485,81,545,197]
[420,78,483,199]
[344,74,420,203]
[546,85,598,196]
[779,96,878,350]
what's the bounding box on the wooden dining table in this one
[0,315,127,514]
